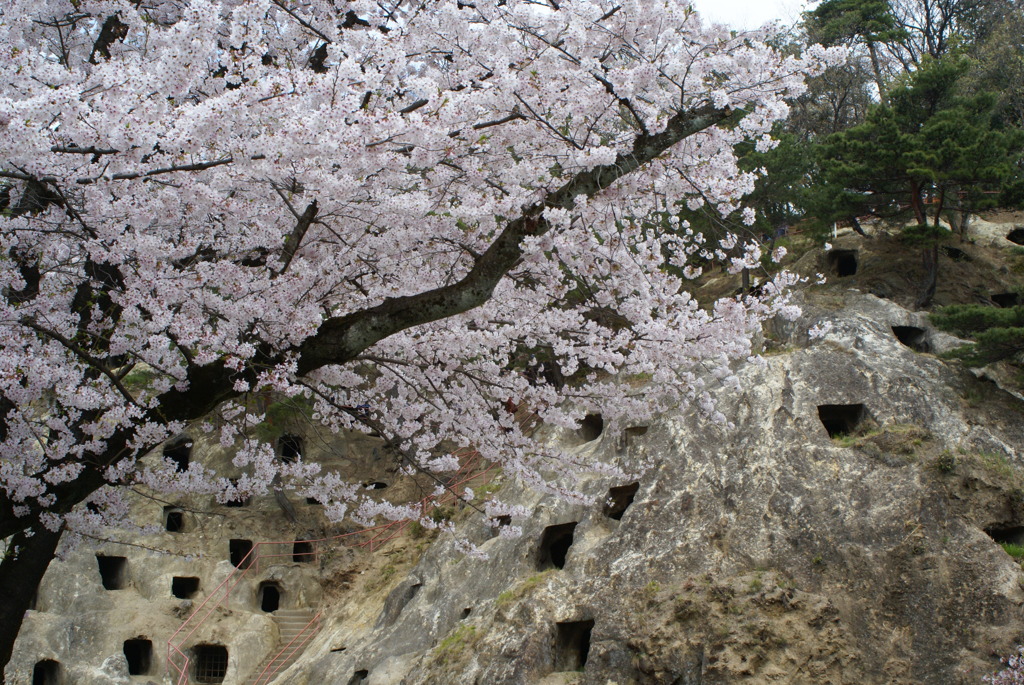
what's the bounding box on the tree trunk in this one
[849,216,869,238]
[933,187,946,228]
[915,240,939,309]
[0,525,63,684]
[867,42,886,100]
[910,180,927,226]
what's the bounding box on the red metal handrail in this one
[167,408,537,684]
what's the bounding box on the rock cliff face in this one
[7,223,1024,685]
[292,289,1024,685]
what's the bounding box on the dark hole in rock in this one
[817,404,867,438]
[224,479,249,508]
[1007,227,1024,245]
[293,540,315,563]
[364,481,388,490]
[279,434,302,463]
[163,436,192,472]
[538,522,578,570]
[164,506,184,532]
[28,591,38,611]
[306,497,320,505]
[259,582,281,612]
[229,539,254,569]
[985,525,1024,546]
[992,293,1020,308]
[330,646,347,653]
[624,425,649,438]
[96,555,127,590]
[554,619,595,672]
[461,607,472,619]
[941,245,971,262]
[347,669,369,685]
[827,250,858,277]
[193,644,228,684]
[891,326,931,353]
[32,659,61,685]
[603,482,640,520]
[578,414,604,442]
[490,514,512,538]
[123,638,152,675]
[171,576,200,599]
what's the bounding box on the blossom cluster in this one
[0,0,842,541]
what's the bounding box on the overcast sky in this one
[689,0,816,31]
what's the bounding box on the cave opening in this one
[985,525,1024,546]
[603,482,640,520]
[32,659,61,685]
[171,576,200,599]
[162,436,192,472]
[490,514,512,538]
[992,293,1020,308]
[164,506,184,532]
[123,638,153,675]
[827,249,858,277]
[31,655,61,683]
[96,555,127,590]
[293,540,315,563]
[259,582,281,612]
[279,434,303,463]
[193,644,228,684]
[554,619,595,672]
[224,479,250,507]
[817,404,867,438]
[538,522,578,570]
[578,414,604,442]
[891,326,931,353]
[1007,228,1024,245]
[229,539,254,569]
[941,245,971,262]
[347,669,370,685]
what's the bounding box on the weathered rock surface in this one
[7,229,1024,685]
[270,289,1024,685]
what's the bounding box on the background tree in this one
[788,53,877,137]
[810,54,1022,305]
[0,0,840,675]
[804,0,906,94]
[931,304,1024,367]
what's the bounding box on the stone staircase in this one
[244,608,320,685]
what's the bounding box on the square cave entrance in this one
[553,619,595,673]
[96,555,127,590]
[817,404,868,438]
[229,539,254,568]
[32,660,62,685]
[603,483,640,520]
[172,576,200,599]
[123,638,153,676]
[193,644,228,684]
[891,326,931,353]
[537,522,578,570]
[827,249,858,277]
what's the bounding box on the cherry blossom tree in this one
[0,0,841,672]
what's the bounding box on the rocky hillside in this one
[8,215,1024,685]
